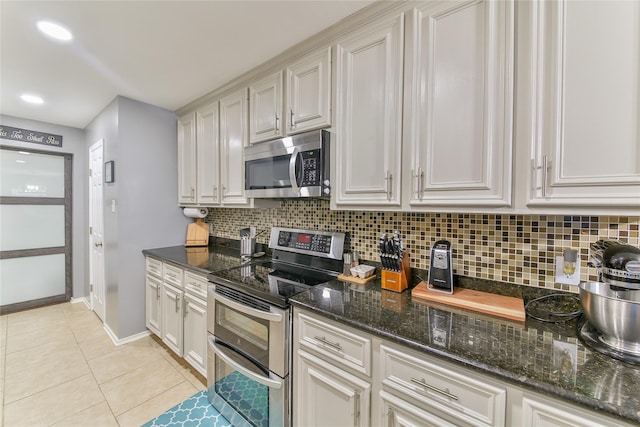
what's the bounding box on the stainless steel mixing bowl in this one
[578,282,640,355]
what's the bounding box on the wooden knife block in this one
[381,253,411,293]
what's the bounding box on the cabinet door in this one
[219,88,251,206]
[295,350,370,427]
[249,70,283,144]
[407,0,514,208]
[161,283,183,356]
[286,47,331,134]
[183,293,207,377]
[380,390,457,427]
[196,102,220,205]
[522,395,615,427]
[145,274,162,337]
[334,14,404,208]
[177,112,197,205]
[527,0,640,207]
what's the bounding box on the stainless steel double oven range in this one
[207,227,345,427]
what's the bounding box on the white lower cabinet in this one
[183,292,207,377]
[145,274,162,336]
[380,390,456,427]
[296,350,371,427]
[161,282,184,356]
[518,393,635,427]
[292,307,634,427]
[145,256,207,375]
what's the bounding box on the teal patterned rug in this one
[141,390,233,427]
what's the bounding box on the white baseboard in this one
[70,296,91,310]
[104,324,151,347]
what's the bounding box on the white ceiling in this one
[0,0,374,129]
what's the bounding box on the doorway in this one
[0,147,72,314]
[89,140,105,321]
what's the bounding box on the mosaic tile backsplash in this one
[205,200,640,292]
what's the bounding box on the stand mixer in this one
[579,240,640,363]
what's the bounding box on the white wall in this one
[0,114,87,300]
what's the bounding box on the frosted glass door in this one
[0,148,71,312]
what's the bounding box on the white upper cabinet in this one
[286,47,332,134]
[405,0,514,208]
[525,0,640,208]
[177,112,196,205]
[249,71,284,144]
[196,102,219,205]
[333,13,405,208]
[219,87,251,206]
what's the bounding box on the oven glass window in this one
[215,302,269,366]
[246,155,291,190]
[214,353,269,427]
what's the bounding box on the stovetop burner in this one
[209,259,338,308]
[579,320,640,365]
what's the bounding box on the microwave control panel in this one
[300,150,321,186]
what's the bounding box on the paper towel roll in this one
[183,208,209,219]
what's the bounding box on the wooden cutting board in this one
[185,218,209,247]
[338,273,377,284]
[411,281,526,322]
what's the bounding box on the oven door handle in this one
[208,337,283,389]
[214,291,283,323]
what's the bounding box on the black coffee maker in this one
[427,240,454,294]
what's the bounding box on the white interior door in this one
[89,140,105,321]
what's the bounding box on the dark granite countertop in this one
[141,245,640,424]
[142,239,253,274]
[290,276,640,425]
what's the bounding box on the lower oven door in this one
[207,335,289,427]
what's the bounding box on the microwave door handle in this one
[208,336,283,389]
[214,291,283,323]
[288,147,301,193]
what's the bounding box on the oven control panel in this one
[270,227,345,260]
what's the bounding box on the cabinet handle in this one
[156,285,160,300]
[175,294,180,312]
[542,155,549,198]
[275,114,280,131]
[419,169,424,200]
[384,171,392,200]
[183,297,188,317]
[191,187,194,198]
[410,377,459,401]
[353,390,360,427]
[290,109,296,129]
[213,185,217,199]
[313,336,343,351]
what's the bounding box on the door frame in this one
[89,139,105,321]
[0,146,73,315]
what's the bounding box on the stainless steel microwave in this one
[244,129,330,198]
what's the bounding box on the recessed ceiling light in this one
[21,94,44,104]
[37,20,73,41]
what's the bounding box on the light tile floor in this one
[0,302,206,427]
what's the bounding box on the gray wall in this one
[0,114,87,300]
[86,96,189,339]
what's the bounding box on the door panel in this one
[0,147,71,314]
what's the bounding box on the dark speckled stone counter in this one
[290,277,640,425]
[142,240,249,274]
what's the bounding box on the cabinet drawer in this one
[162,263,184,288]
[297,312,371,376]
[184,270,208,300]
[146,257,162,278]
[380,345,506,427]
